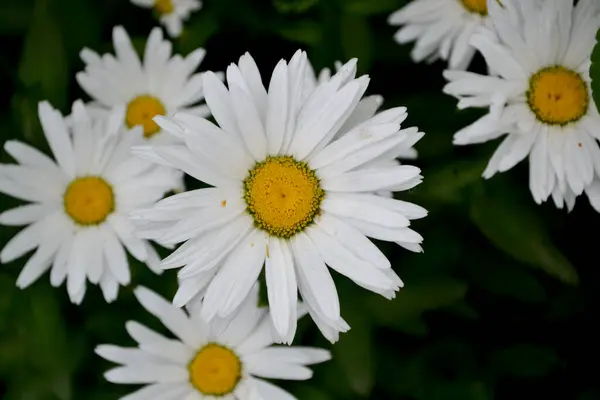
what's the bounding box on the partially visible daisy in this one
[76,26,212,191]
[77,26,210,144]
[131,50,426,343]
[443,0,600,206]
[97,284,330,399]
[131,0,202,38]
[388,0,492,70]
[0,101,173,304]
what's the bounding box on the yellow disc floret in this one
[460,0,487,15]
[527,66,589,126]
[243,155,325,239]
[154,0,174,15]
[64,176,114,225]
[125,95,166,138]
[189,344,242,396]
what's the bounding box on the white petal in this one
[290,232,340,322]
[321,165,421,192]
[201,229,267,321]
[134,286,202,348]
[265,238,298,344]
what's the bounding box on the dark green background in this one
[1,0,599,398]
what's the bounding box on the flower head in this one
[0,101,174,303]
[443,0,600,208]
[131,0,202,38]
[132,50,426,343]
[388,0,493,70]
[97,285,330,399]
[76,26,213,192]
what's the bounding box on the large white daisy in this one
[131,50,426,343]
[443,0,600,207]
[388,0,492,70]
[0,101,173,304]
[130,0,202,38]
[97,284,330,399]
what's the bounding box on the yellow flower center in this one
[64,177,114,225]
[154,0,174,15]
[243,155,325,239]
[460,0,487,15]
[527,66,589,126]
[125,95,166,138]
[189,344,242,396]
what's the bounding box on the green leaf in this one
[415,381,492,400]
[590,28,600,113]
[368,277,468,328]
[273,0,319,14]
[469,177,579,285]
[340,13,373,73]
[51,0,101,61]
[490,344,557,377]
[467,259,546,303]
[178,9,220,54]
[0,0,33,33]
[276,19,322,46]
[18,0,68,110]
[414,159,486,204]
[342,0,406,15]
[333,307,374,396]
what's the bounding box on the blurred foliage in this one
[1,0,599,399]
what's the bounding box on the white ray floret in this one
[388,0,492,70]
[131,0,202,38]
[0,101,174,304]
[97,284,330,399]
[443,0,600,209]
[132,50,427,344]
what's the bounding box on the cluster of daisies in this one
[0,0,599,398]
[0,0,426,397]
[391,0,600,210]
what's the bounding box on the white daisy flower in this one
[0,101,173,304]
[97,284,330,399]
[388,0,492,70]
[131,0,202,38]
[443,0,600,207]
[76,26,213,190]
[131,50,426,343]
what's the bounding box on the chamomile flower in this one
[76,26,212,191]
[0,101,173,304]
[77,26,210,144]
[131,0,202,38]
[388,0,493,69]
[131,50,426,343]
[97,285,330,399]
[443,0,600,206]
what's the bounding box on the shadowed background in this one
[1,0,599,399]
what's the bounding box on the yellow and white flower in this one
[77,26,209,144]
[0,101,173,304]
[131,0,202,38]
[388,0,491,70]
[76,26,211,191]
[97,285,330,399]
[443,0,600,207]
[131,50,426,344]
